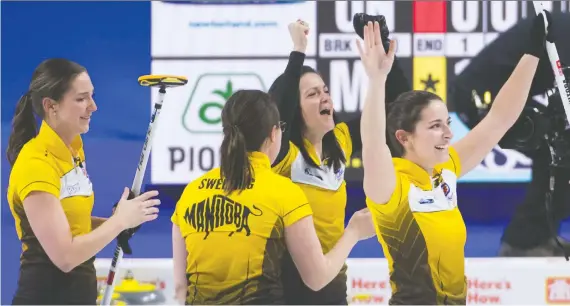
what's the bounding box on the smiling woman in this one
[5,58,161,305]
[360,11,551,304]
[267,16,411,305]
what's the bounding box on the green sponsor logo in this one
[182,73,266,134]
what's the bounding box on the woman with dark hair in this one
[6,58,160,305]
[170,89,376,305]
[360,11,552,305]
[268,16,410,304]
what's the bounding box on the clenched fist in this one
[288,19,309,53]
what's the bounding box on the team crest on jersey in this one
[440,182,452,200]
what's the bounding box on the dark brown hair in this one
[270,66,346,172]
[387,90,443,157]
[6,58,86,166]
[220,89,280,194]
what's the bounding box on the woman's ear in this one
[42,97,58,118]
[395,129,408,146]
[270,125,279,143]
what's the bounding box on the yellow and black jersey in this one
[269,49,411,304]
[366,147,467,305]
[7,121,97,305]
[272,122,352,303]
[273,122,353,253]
[171,151,312,305]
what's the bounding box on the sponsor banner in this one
[546,277,570,304]
[150,59,317,184]
[95,257,570,305]
[151,0,317,57]
[347,258,570,305]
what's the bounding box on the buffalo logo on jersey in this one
[183,194,263,239]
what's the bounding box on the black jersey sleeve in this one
[268,51,305,166]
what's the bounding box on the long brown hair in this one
[269,66,346,173]
[220,89,280,194]
[6,58,86,166]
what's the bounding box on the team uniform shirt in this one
[273,123,352,253]
[272,122,353,302]
[171,152,312,305]
[366,147,467,305]
[269,50,410,304]
[7,121,96,305]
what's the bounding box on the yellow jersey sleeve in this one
[171,183,194,226]
[15,157,61,202]
[280,182,312,227]
[272,141,299,177]
[365,172,409,209]
[170,207,180,226]
[333,122,353,160]
[439,146,462,176]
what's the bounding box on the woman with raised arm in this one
[359,12,552,305]
[268,15,410,304]
[6,58,160,305]
[170,89,375,305]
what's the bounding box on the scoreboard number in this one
[446,33,485,57]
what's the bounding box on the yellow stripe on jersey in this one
[413,56,447,103]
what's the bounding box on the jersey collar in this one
[37,120,84,163]
[302,138,323,166]
[249,151,271,169]
[393,157,436,190]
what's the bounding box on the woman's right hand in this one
[356,21,396,80]
[113,187,160,230]
[288,19,309,53]
[346,208,376,241]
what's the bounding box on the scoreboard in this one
[150,0,569,185]
[315,0,570,182]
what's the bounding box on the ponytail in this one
[7,93,37,166]
[220,125,253,194]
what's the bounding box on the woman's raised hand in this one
[356,21,397,79]
[288,19,309,53]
